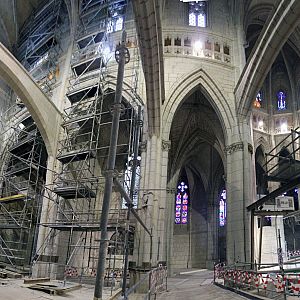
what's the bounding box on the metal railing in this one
[214,262,300,298]
[118,266,168,300]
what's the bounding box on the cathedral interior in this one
[0,0,300,299]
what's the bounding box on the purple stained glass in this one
[176,193,182,204]
[175,181,189,224]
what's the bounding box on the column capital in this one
[224,142,243,154]
[162,140,171,152]
[139,141,147,152]
[166,186,176,194]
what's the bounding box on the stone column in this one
[32,155,59,278]
[225,139,254,264]
[133,136,170,268]
[206,188,218,268]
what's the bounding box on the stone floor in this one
[0,278,120,300]
[155,269,247,300]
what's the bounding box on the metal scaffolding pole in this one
[122,106,142,298]
[94,30,129,300]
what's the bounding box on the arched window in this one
[175,181,189,224]
[188,1,208,28]
[219,189,226,226]
[277,90,287,110]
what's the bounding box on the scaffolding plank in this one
[63,113,95,127]
[57,149,96,164]
[53,185,96,199]
[266,160,300,182]
[66,85,98,104]
[8,136,35,154]
[28,281,81,295]
[43,223,100,231]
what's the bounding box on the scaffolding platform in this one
[43,223,100,231]
[66,85,99,104]
[77,31,105,49]
[43,222,124,231]
[266,160,300,182]
[0,224,28,230]
[53,185,96,199]
[57,149,96,164]
[5,165,35,177]
[8,136,36,155]
[63,113,96,127]
[72,57,104,76]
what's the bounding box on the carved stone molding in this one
[139,141,147,152]
[166,187,176,194]
[225,142,244,154]
[162,140,171,152]
[248,143,253,155]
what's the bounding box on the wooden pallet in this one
[28,281,82,295]
[24,277,50,284]
[0,268,22,278]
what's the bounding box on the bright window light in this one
[280,122,288,133]
[194,40,203,51]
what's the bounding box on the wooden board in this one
[28,281,82,295]
[24,277,50,284]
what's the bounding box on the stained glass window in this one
[253,91,262,108]
[219,189,226,226]
[175,181,189,224]
[188,2,207,28]
[277,90,286,110]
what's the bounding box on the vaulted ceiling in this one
[0,0,41,48]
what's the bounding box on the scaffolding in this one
[249,128,300,211]
[0,108,47,272]
[16,0,67,95]
[35,0,142,283]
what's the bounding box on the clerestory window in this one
[188,1,208,28]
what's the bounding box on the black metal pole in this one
[122,106,142,298]
[94,31,128,300]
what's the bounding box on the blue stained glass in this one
[277,90,286,110]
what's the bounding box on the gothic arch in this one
[163,68,235,144]
[254,136,270,154]
[236,0,300,119]
[0,43,62,156]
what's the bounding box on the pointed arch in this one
[0,43,62,156]
[236,0,300,118]
[162,68,235,144]
[254,136,270,155]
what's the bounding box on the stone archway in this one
[236,0,300,118]
[167,88,226,272]
[0,43,62,156]
[162,68,234,146]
